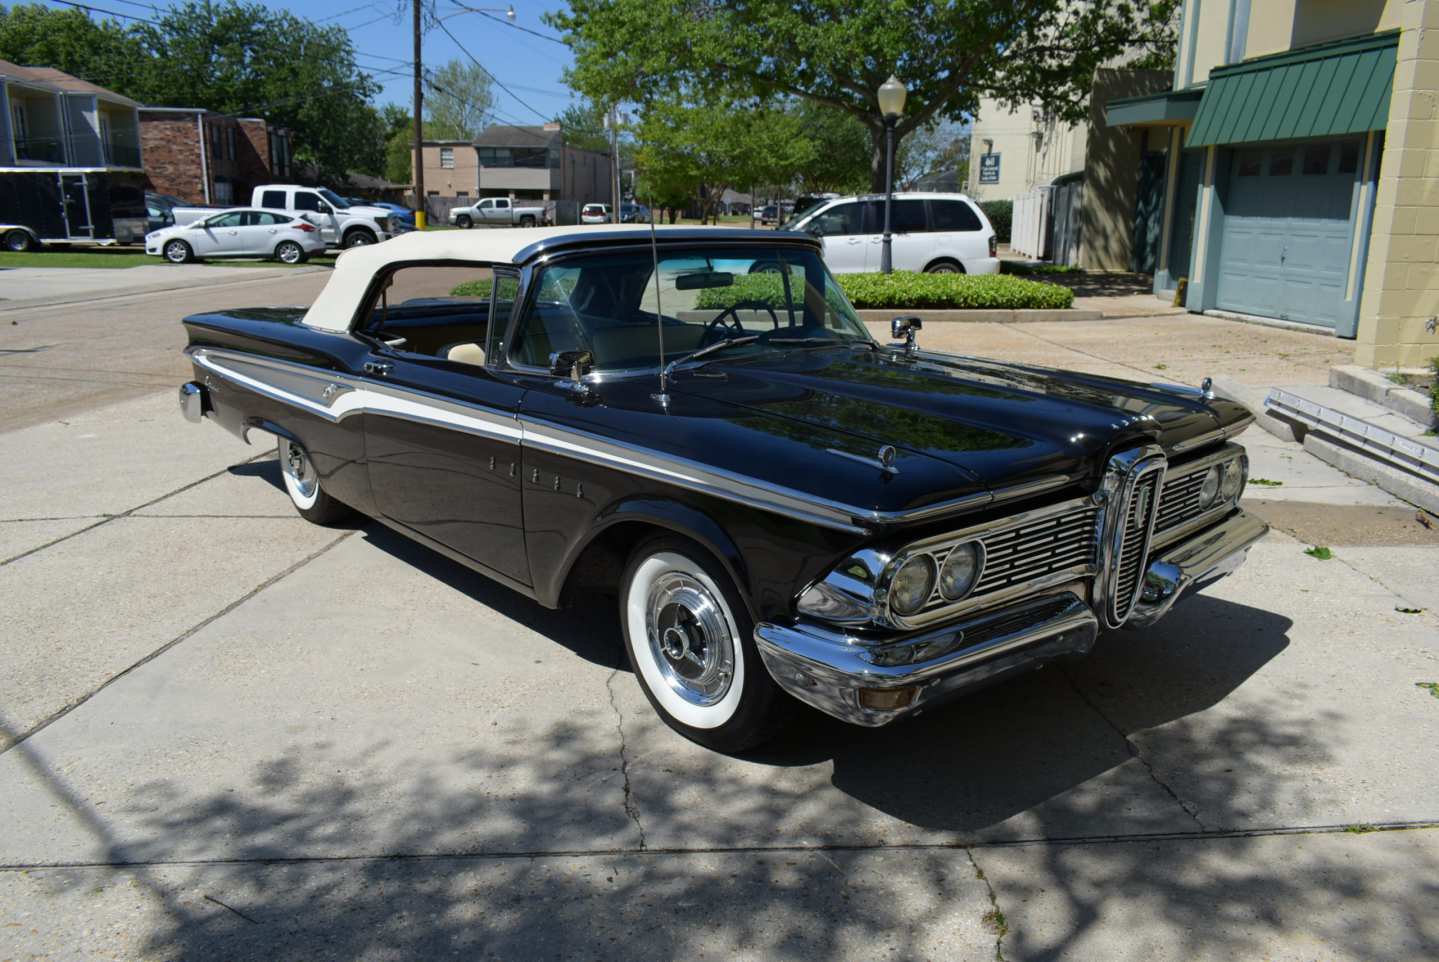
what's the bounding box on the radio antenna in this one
[649,205,669,408]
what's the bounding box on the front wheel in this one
[163,239,193,263]
[342,229,376,249]
[3,229,35,252]
[274,240,306,264]
[455,214,472,229]
[278,437,354,525]
[620,536,788,752]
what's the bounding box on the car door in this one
[191,211,243,256]
[249,210,291,255]
[359,269,532,585]
[485,197,510,226]
[293,190,338,244]
[883,198,932,271]
[804,201,867,273]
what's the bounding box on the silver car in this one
[146,208,328,264]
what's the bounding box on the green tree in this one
[549,0,1180,191]
[424,57,494,140]
[555,99,610,154]
[0,3,148,93]
[788,100,870,195]
[381,103,415,185]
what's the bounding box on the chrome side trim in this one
[1170,413,1255,454]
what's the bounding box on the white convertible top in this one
[302,224,704,332]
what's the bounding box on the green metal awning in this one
[1105,89,1203,127]
[1188,30,1399,148]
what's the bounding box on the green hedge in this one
[458,270,1074,312]
[1001,261,1080,276]
[979,200,1012,243]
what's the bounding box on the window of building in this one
[1302,143,1331,176]
[1236,150,1263,177]
[227,126,237,160]
[440,146,455,169]
[456,191,469,198]
[1268,150,1294,177]
[1338,140,1361,175]
[214,180,234,204]
[10,103,27,143]
[477,145,555,168]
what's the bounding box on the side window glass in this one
[260,189,286,208]
[509,266,586,368]
[892,199,926,234]
[859,201,885,233]
[931,200,982,232]
[496,198,509,209]
[294,192,321,211]
[808,203,859,236]
[210,212,243,228]
[488,273,520,358]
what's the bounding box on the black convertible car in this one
[178,226,1267,751]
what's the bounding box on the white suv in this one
[783,192,999,274]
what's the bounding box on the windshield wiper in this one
[663,334,760,377]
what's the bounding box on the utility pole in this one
[412,0,426,230]
[609,104,621,224]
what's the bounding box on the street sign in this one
[979,153,1001,185]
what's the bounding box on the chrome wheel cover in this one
[645,572,735,707]
[281,440,317,500]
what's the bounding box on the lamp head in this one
[877,74,907,121]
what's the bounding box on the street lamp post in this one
[877,74,907,274]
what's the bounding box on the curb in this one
[0,265,328,314]
[1301,433,1439,515]
[1329,364,1436,429]
[856,308,1103,324]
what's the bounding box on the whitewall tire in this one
[277,436,353,525]
[619,536,788,751]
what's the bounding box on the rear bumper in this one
[755,508,1268,727]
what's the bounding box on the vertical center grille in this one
[1108,459,1165,626]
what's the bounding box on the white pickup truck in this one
[171,185,394,249]
[448,196,547,229]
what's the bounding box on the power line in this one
[42,0,160,25]
[433,15,549,123]
[461,6,568,46]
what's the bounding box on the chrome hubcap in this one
[646,572,734,706]
[282,441,317,499]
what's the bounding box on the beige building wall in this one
[967,94,1088,201]
[1188,0,1238,83]
[419,142,479,197]
[1246,0,1401,58]
[1355,0,1439,367]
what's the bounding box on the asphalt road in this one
[0,270,1437,960]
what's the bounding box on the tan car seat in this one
[444,342,486,367]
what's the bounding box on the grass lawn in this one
[0,248,337,269]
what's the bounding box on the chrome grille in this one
[1111,467,1162,623]
[973,505,1099,596]
[1154,467,1207,534]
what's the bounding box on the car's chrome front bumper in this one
[755,508,1269,727]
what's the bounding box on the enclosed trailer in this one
[0,168,149,250]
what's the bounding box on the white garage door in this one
[1214,139,1361,330]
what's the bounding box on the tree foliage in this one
[549,0,1180,189]
[555,99,611,154]
[424,58,494,140]
[0,1,386,180]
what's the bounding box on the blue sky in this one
[40,0,580,123]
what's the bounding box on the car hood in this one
[345,205,391,220]
[672,346,1247,492]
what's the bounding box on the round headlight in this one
[938,542,982,601]
[1220,455,1246,500]
[1197,464,1222,509]
[888,555,936,616]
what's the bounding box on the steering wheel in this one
[703,300,781,345]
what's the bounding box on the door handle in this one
[847,237,862,244]
[363,361,393,376]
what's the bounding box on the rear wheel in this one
[163,239,193,263]
[278,437,353,525]
[274,240,306,264]
[619,535,787,752]
[519,214,536,227]
[924,259,963,274]
[3,229,35,252]
[455,214,472,229]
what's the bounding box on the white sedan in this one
[146,209,327,264]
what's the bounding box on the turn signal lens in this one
[938,542,981,601]
[858,686,918,711]
[888,555,936,616]
[1197,464,1222,509]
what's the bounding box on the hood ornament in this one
[1200,376,1215,401]
[890,315,923,354]
[826,444,899,476]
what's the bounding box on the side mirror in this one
[317,202,332,214]
[549,350,597,402]
[891,315,923,353]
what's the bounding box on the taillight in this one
[988,235,997,257]
[294,221,316,232]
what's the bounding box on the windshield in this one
[507,245,873,373]
[317,188,351,210]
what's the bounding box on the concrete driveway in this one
[1,279,1437,960]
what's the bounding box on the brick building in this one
[139,107,291,205]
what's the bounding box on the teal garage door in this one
[1214,139,1361,329]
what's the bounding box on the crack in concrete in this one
[0,453,270,567]
[1063,668,1209,832]
[605,670,647,851]
[0,529,355,757]
[966,848,1008,962]
[2,819,1435,872]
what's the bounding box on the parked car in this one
[580,203,612,224]
[177,225,1266,751]
[783,192,1000,274]
[365,201,417,233]
[146,208,327,264]
[449,197,546,229]
[174,185,394,249]
[619,203,651,224]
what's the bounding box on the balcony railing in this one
[13,137,66,163]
